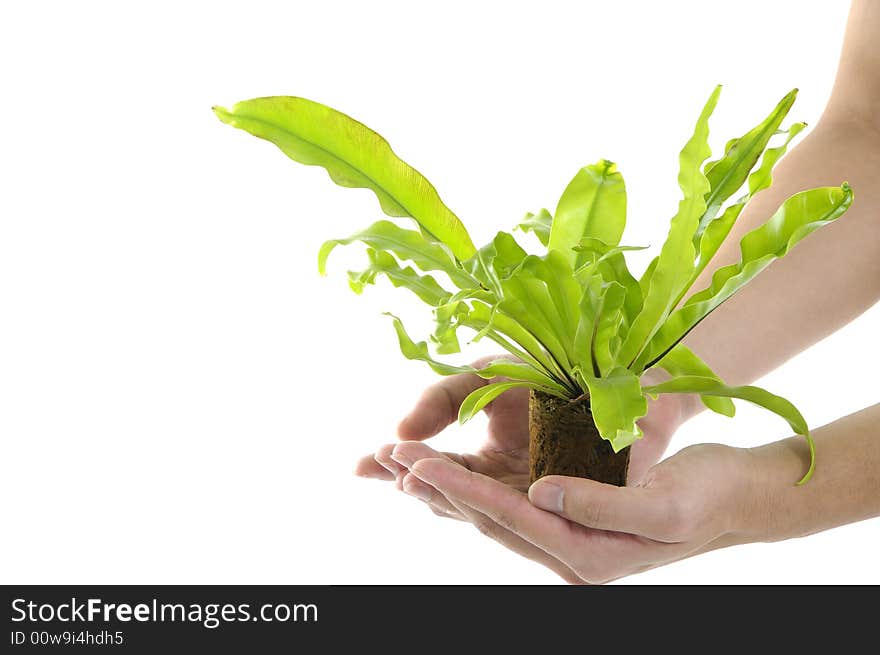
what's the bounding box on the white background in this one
[1,0,876,584]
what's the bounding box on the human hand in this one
[401,442,758,583]
[355,356,690,580]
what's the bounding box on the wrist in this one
[734,437,814,543]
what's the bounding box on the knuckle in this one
[473,517,497,539]
[492,511,517,533]
[577,501,605,528]
[661,495,699,541]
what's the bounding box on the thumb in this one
[528,475,675,540]
[397,373,486,440]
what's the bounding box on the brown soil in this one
[528,389,630,486]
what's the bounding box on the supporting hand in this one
[401,443,756,584]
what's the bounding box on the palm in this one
[453,386,530,492]
[357,369,683,505]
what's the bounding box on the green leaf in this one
[214,96,477,260]
[464,301,572,386]
[617,86,720,367]
[573,238,646,325]
[592,282,628,376]
[651,343,735,416]
[638,255,658,299]
[574,275,604,377]
[692,121,807,283]
[516,209,552,247]
[639,183,853,369]
[387,314,568,394]
[584,367,648,452]
[746,122,806,196]
[459,381,538,423]
[498,259,578,373]
[697,89,798,239]
[549,160,627,267]
[642,376,814,484]
[349,249,452,306]
[520,251,582,346]
[465,231,529,296]
[319,220,476,289]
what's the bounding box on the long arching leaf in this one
[696,89,798,239]
[651,343,735,416]
[639,183,853,369]
[387,314,569,394]
[214,96,477,260]
[617,86,720,367]
[643,376,814,484]
[319,220,476,289]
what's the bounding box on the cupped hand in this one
[405,442,757,583]
[355,356,689,582]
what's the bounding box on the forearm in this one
[681,1,880,388]
[683,118,880,387]
[739,403,880,543]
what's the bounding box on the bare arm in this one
[743,403,880,543]
[683,0,880,389]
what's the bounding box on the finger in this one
[374,443,403,477]
[412,459,683,583]
[397,373,487,441]
[441,491,585,584]
[400,472,463,520]
[409,458,579,559]
[354,453,395,481]
[392,443,468,519]
[483,385,530,445]
[528,475,679,542]
[390,441,469,471]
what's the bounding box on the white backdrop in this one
[1,0,876,584]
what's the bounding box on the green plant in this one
[214,87,852,485]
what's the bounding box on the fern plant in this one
[215,87,851,485]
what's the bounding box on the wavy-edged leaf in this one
[697,89,798,239]
[617,86,720,367]
[459,381,544,424]
[465,231,528,296]
[520,251,582,345]
[643,376,814,484]
[692,121,807,283]
[584,367,648,452]
[387,314,568,394]
[746,122,806,196]
[214,96,476,260]
[651,343,735,416]
[349,249,452,306]
[639,183,853,369]
[499,264,575,372]
[549,160,627,267]
[319,220,476,289]
[516,209,552,247]
[593,282,627,376]
[464,301,572,386]
[574,238,646,324]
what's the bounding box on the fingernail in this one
[402,477,432,502]
[529,481,564,513]
[390,450,412,468]
[409,462,436,484]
